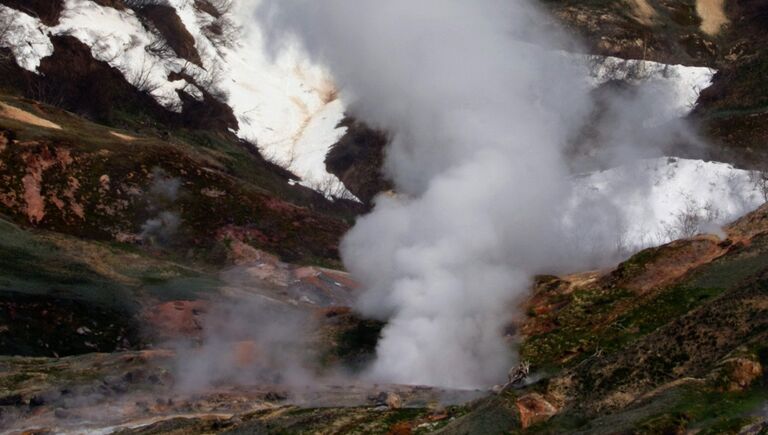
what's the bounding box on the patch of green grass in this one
[637,385,767,434]
[520,287,633,369]
[601,285,723,351]
[0,216,222,308]
[683,234,768,290]
[529,383,766,435]
[523,234,768,370]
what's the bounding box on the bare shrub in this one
[308,176,356,201]
[184,39,230,101]
[202,15,240,51]
[259,143,296,170]
[26,80,65,107]
[123,0,169,9]
[587,55,649,82]
[749,170,768,203]
[122,54,162,94]
[660,194,722,241]
[145,27,177,60]
[206,0,233,15]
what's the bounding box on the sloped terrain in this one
[0,94,360,266]
[0,0,766,433]
[2,204,765,433]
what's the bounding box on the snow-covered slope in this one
[0,1,730,210]
[566,157,763,258]
[0,5,54,71]
[585,55,715,118]
[0,0,351,198]
[55,0,207,109]
[169,0,350,197]
[0,0,719,203]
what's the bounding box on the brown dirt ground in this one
[0,103,62,130]
[696,0,729,35]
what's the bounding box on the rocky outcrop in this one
[136,4,203,67]
[544,0,719,66]
[716,357,763,391]
[505,204,768,432]
[515,393,558,429]
[325,118,392,205]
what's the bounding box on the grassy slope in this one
[0,95,356,267]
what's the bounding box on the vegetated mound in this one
[0,94,360,267]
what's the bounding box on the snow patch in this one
[0,5,54,72]
[52,0,204,112]
[585,55,715,118]
[168,0,353,198]
[566,157,763,256]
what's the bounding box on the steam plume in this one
[257,1,699,388]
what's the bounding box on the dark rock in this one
[264,391,287,402]
[0,394,23,406]
[28,395,46,407]
[325,118,392,205]
[136,5,203,66]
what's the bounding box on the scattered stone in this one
[201,187,226,198]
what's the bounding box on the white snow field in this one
[585,55,715,118]
[566,157,764,258]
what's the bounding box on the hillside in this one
[0,0,765,434]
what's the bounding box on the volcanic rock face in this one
[325,118,392,206]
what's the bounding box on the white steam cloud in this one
[256,1,707,388]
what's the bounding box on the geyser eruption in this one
[256,1,679,388]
